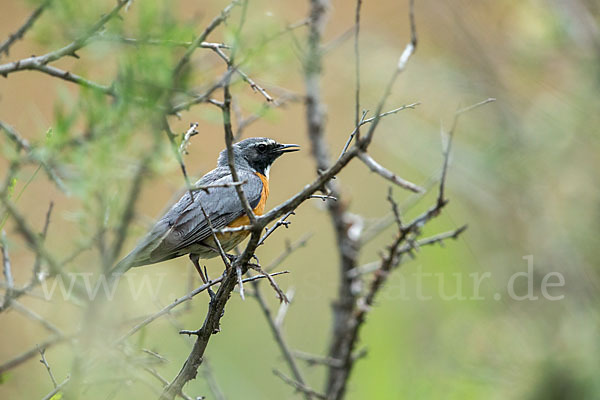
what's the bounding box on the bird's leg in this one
[189,253,207,284]
[204,265,216,301]
[189,254,217,301]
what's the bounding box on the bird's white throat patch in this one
[263,164,271,179]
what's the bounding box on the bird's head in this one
[217,137,300,177]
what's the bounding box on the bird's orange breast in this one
[224,172,269,228]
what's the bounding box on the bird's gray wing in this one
[112,168,263,273]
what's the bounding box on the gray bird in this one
[111,137,300,281]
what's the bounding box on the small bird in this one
[111,137,300,281]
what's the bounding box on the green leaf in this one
[7,178,17,197]
[49,392,63,400]
[0,371,10,384]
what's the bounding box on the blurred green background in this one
[1,0,599,399]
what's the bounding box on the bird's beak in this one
[275,143,301,154]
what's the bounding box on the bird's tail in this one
[107,251,140,278]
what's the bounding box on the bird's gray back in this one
[113,167,263,272]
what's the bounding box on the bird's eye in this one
[257,144,267,153]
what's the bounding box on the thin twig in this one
[116,271,287,345]
[357,152,423,193]
[253,281,307,397]
[338,103,419,160]
[170,69,235,114]
[235,92,302,139]
[172,0,240,81]
[208,46,273,102]
[0,121,67,192]
[293,350,343,368]
[38,347,58,388]
[325,2,418,398]
[1,230,14,302]
[0,0,50,58]
[387,187,402,230]
[178,123,199,155]
[274,287,295,327]
[94,34,229,49]
[162,117,194,199]
[191,180,247,193]
[202,359,226,400]
[258,211,295,246]
[11,300,63,336]
[0,0,128,77]
[340,110,367,158]
[273,369,326,400]
[265,233,312,273]
[354,0,363,140]
[33,201,54,280]
[222,70,257,224]
[41,377,70,400]
[0,335,68,374]
[249,265,288,303]
[143,367,193,400]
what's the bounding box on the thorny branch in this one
[0,0,128,86]
[0,0,50,58]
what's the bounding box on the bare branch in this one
[170,69,235,114]
[191,180,247,193]
[358,0,418,150]
[116,271,288,345]
[293,350,343,368]
[178,123,199,155]
[208,46,273,102]
[253,283,308,398]
[0,335,67,374]
[23,63,114,95]
[93,34,229,50]
[162,117,194,200]
[110,153,154,269]
[266,233,312,273]
[273,369,326,400]
[1,230,14,302]
[353,0,363,140]
[274,287,295,327]
[0,121,67,192]
[357,151,423,193]
[249,265,288,303]
[41,377,70,400]
[222,71,257,224]
[325,2,418,397]
[397,225,468,255]
[0,0,50,58]
[33,201,53,280]
[258,211,295,246]
[387,187,403,230]
[235,92,302,139]
[143,367,194,400]
[38,347,58,388]
[0,0,128,77]
[11,300,63,336]
[438,97,496,204]
[0,196,61,275]
[172,0,240,80]
[201,359,226,400]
